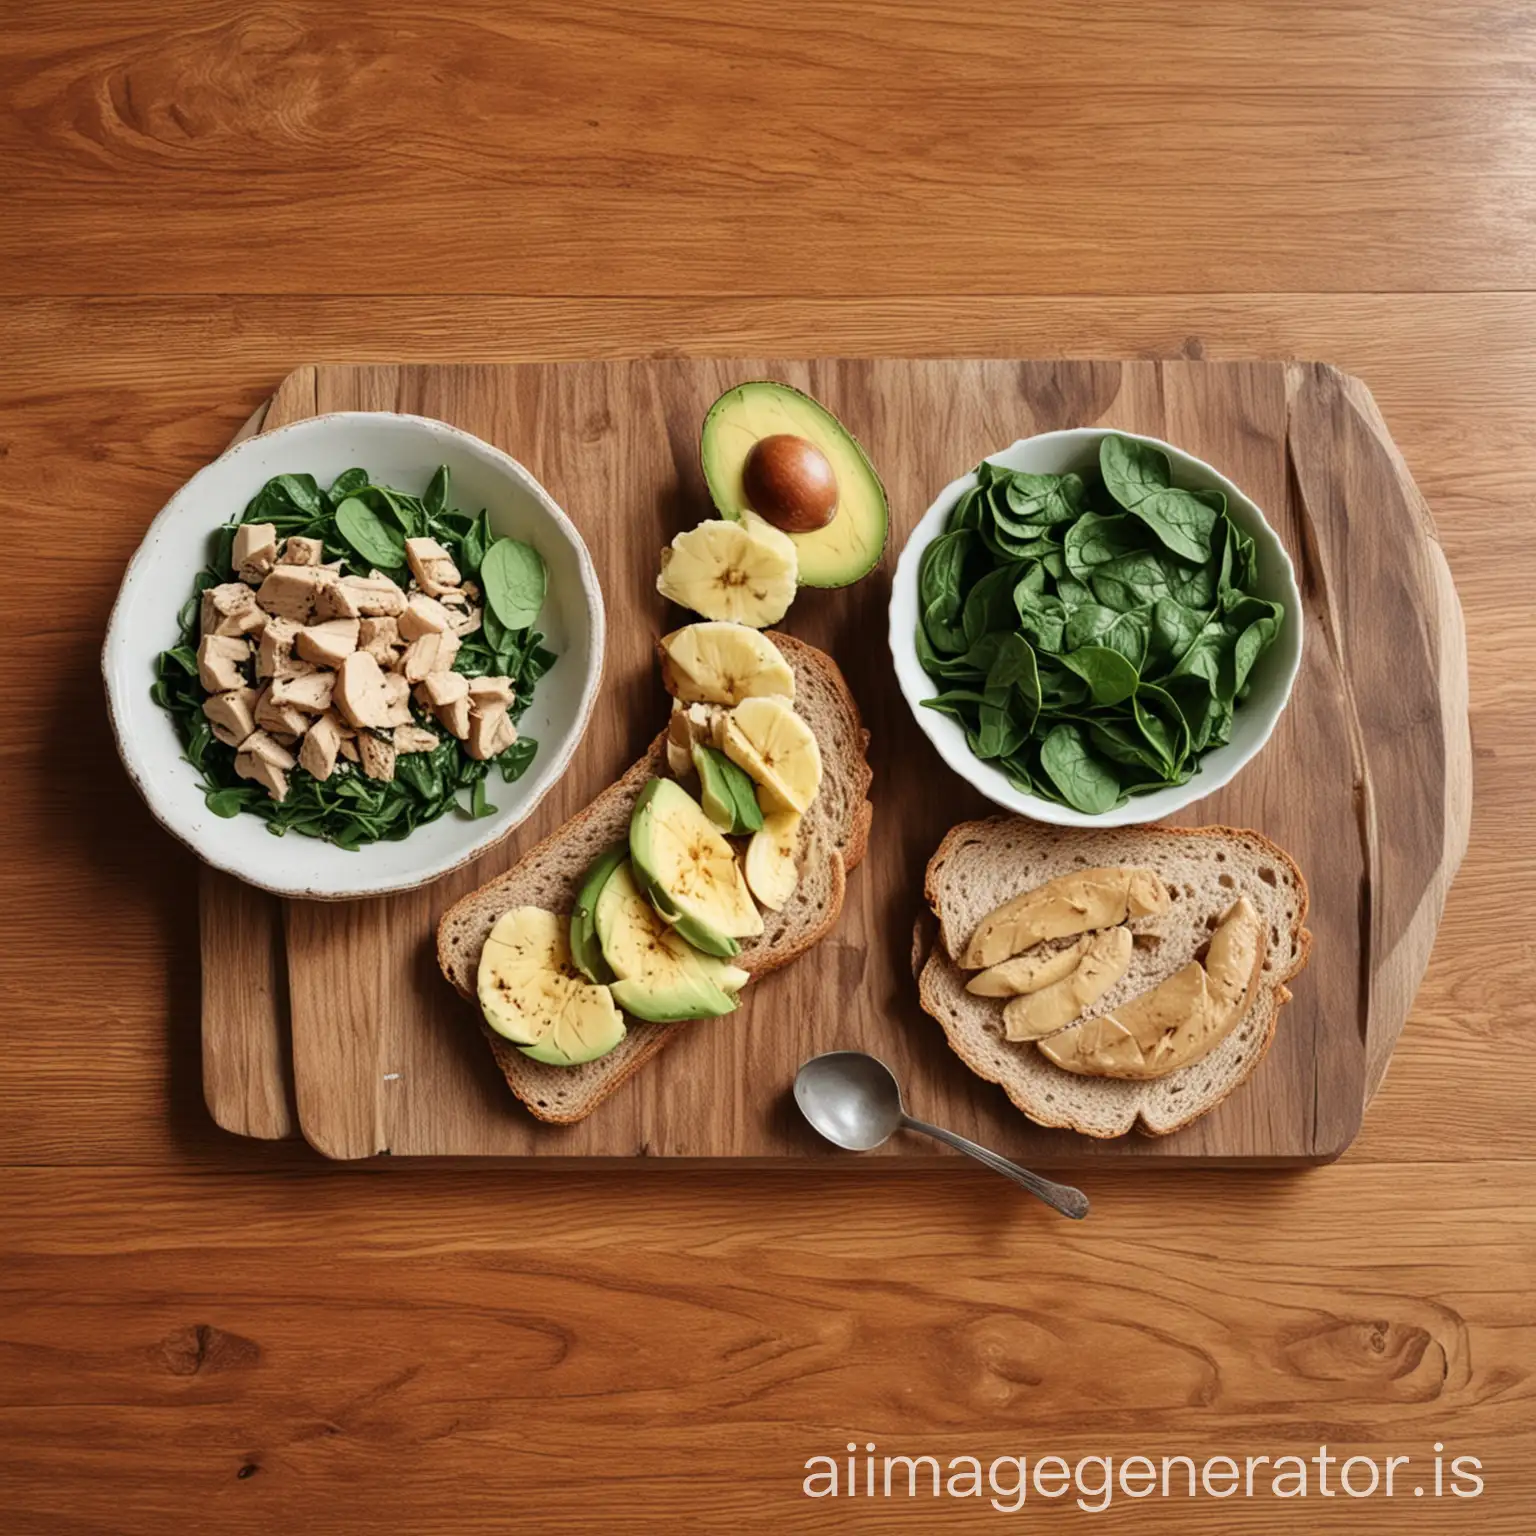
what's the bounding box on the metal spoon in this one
[794,1051,1090,1219]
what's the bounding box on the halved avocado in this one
[595,860,747,1022]
[569,842,627,984]
[701,380,889,588]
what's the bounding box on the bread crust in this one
[919,818,1313,1138]
[437,635,872,1124]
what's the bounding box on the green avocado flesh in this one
[569,843,626,984]
[628,778,745,959]
[519,1015,625,1068]
[594,861,747,1022]
[692,744,764,835]
[701,380,889,588]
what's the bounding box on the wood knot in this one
[157,1323,262,1376]
[1279,1316,1441,1396]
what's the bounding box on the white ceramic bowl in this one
[104,412,605,898]
[889,428,1303,827]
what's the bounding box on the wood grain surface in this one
[213,358,1464,1164]
[2,1,1534,1531]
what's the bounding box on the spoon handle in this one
[900,1115,1090,1219]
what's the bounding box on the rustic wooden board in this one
[200,359,1468,1161]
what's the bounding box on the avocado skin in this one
[693,744,764,835]
[700,379,889,589]
[518,1010,626,1067]
[628,778,743,959]
[610,975,738,1023]
[569,842,627,984]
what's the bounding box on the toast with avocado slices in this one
[437,634,872,1124]
[916,818,1311,1138]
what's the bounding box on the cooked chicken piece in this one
[333,650,393,729]
[279,535,324,566]
[415,671,469,709]
[296,617,360,668]
[256,564,337,624]
[338,735,360,762]
[196,634,250,693]
[466,703,517,761]
[404,536,461,597]
[467,675,516,708]
[234,728,297,801]
[339,570,407,618]
[380,671,413,727]
[358,731,397,782]
[398,593,454,641]
[254,616,299,679]
[439,694,472,740]
[200,581,266,638]
[253,683,307,740]
[298,711,345,781]
[234,523,279,584]
[665,699,726,776]
[394,724,440,754]
[270,666,334,715]
[357,615,400,664]
[202,685,259,748]
[313,579,361,620]
[437,587,483,637]
[400,629,461,683]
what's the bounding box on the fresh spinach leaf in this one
[481,537,548,630]
[1039,724,1122,814]
[335,496,407,570]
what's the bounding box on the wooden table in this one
[2,3,1533,1530]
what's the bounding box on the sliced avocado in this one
[569,842,627,984]
[701,380,889,588]
[692,744,765,835]
[595,861,746,1022]
[519,1000,627,1067]
[629,777,755,959]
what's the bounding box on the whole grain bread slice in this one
[918,817,1311,1138]
[436,633,872,1124]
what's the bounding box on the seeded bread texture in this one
[436,634,871,1124]
[918,818,1311,1138]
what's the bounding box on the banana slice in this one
[744,810,802,911]
[630,777,764,954]
[722,696,823,814]
[656,517,797,627]
[659,621,796,706]
[476,906,626,1066]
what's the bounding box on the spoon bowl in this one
[794,1050,1090,1219]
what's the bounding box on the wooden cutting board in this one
[198,359,1469,1162]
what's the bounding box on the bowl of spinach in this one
[105,412,605,897]
[889,430,1302,825]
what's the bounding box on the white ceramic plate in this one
[103,412,605,898]
[889,428,1303,827]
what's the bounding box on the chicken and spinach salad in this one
[152,465,555,850]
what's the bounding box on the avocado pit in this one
[742,434,839,533]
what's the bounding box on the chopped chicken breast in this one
[380,671,413,727]
[358,616,400,664]
[279,535,324,566]
[400,629,461,683]
[270,666,334,714]
[398,593,454,640]
[416,671,468,708]
[404,536,462,597]
[196,634,250,693]
[296,617,360,668]
[202,686,258,748]
[393,724,440,754]
[467,675,516,707]
[333,650,393,729]
[358,731,397,782]
[234,523,279,584]
[255,616,300,679]
[234,728,297,801]
[253,684,308,740]
[298,712,345,781]
[200,582,266,638]
[256,564,337,624]
[339,571,407,617]
[466,703,517,761]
